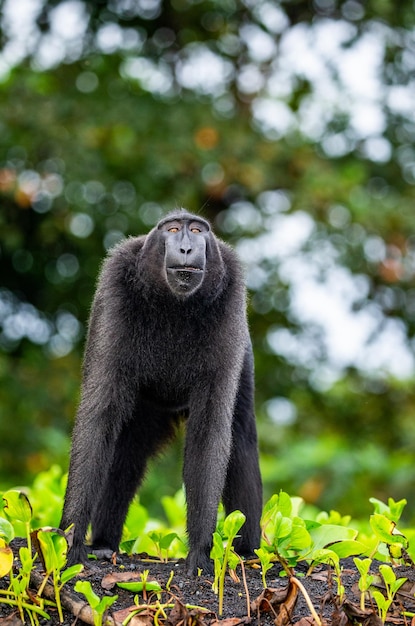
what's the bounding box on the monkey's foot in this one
[66,543,90,567]
[185,549,213,576]
[89,547,116,561]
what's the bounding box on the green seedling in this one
[368,497,411,563]
[0,588,51,625]
[260,492,315,573]
[311,549,344,603]
[3,490,33,553]
[370,513,409,562]
[0,537,51,624]
[35,527,83,622]
[211,531,224,595]
[1,489,51,623]
[354,557,374,610]
[74,580,118,626]
[210,509,246,616]
[260,492,365,576]
[0,490,83,624]
[369,497,407,522]
[371,564,407,623]
[147,530,180,562]
[254,546,273,588]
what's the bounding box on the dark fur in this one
[60,211,262,574]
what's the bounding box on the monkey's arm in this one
[60,267,138,564]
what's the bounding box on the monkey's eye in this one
[191,227,202,233]
[168,227,180,233]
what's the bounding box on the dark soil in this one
[1,541,415,625]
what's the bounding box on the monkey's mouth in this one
[168,266,203,273]
[166,266,204,292]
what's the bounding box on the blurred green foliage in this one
[1,0,415,521]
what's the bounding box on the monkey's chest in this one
[136,337,207,408]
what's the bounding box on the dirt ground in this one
[1,543,415,625]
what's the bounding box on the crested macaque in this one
[60,210,262,574]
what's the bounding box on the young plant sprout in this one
[74,580,118,626]
[210,509,246,616]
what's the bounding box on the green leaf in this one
[379,564,396,586]
[74,580,100,609]
[391,577,407,595]
[277,492,293,518]
[61,563,84,584]
[370,497,407,522]
[255,547,271,565]
[353,557,372,578]
[223,510,246,539]
[37,529,68,572]
[372,589,388,612]
[261,494,280,522]
[3,490,32,524]
[19,546,35,574]
[387,498,407,522]
[210,531,224,560]
[227,551,240,570]
[0,517,14,543]
[117,580,162,592]
[261,492,292,527]
[328,540,367,559]
[0,538,13,577]
[159,532,179,550]
[311,548,340,569]
[369,498,389,516]
[370,514,408,547]
[309,524,357,551]
[274,513,293,544]
[286,518,311,551]
[119,539,136,555]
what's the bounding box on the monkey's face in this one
[159,215,210,297]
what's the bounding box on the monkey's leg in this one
[183,381,235,575]
[222,410,262,555]
[90,407,175,554]
[222,350,262,555]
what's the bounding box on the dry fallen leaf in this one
[340,600,383,626]
[251,586,289,614]
[167,599,213,626]
[275,580,299,626]
[101,571,148,590]
[251,582,299,626]
[112,606,154,626]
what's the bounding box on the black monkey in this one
[60,210,262,574]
